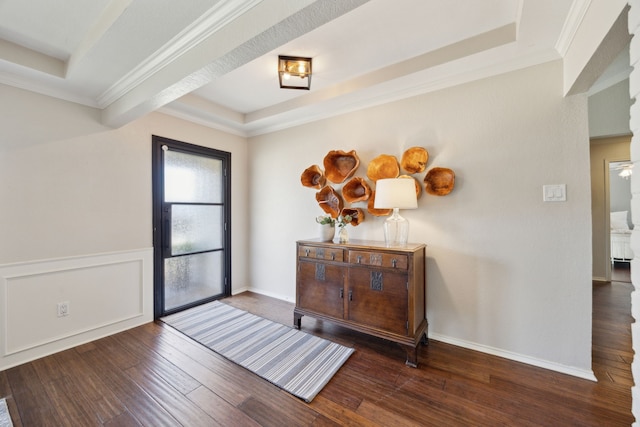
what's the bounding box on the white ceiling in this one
[0,0,622,136]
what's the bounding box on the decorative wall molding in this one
[0,248,153,370]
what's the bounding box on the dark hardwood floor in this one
[0,281,634,426]
[612,262,631,283]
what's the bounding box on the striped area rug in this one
[161,301,354,402]
[0,398,12,427]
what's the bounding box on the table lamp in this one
[374,178,418,247]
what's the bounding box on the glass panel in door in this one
[161,147,228,312]
[170,205,223,255]
[164,251,224,310]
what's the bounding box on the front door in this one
[152,136,231,318]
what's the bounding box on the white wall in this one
[248,60,594,377]
[626,0,640,422]
[0,84,250,369]
[589,79,632,138]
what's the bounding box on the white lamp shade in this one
[374,178,418,209]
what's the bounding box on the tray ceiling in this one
[0,0,610,136]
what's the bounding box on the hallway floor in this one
[612,262,631,283]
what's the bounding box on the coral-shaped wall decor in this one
[315,186,343,218]
[400,147,429,173]
[424,167,455,196]
[301,146,456,228]
[342,177,371,203]
[367,154,400,181]
[300,165,326,189]
[341,207,365,226]
[324,150,360,183]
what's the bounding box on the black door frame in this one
[152,135,231,318]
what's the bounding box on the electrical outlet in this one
[57,301,70,317]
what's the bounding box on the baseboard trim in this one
[429,332,597,381]
[241,287,295,303]
[240,287,596,381]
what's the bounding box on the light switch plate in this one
[543,184,566,202]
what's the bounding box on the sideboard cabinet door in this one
[347,268,408,335]
[297,260,345,319]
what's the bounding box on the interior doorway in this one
[152,135,232,318]
[590,136,632,282]
[609,159,633,283]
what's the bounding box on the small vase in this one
[319,224,335,241]
[338,226,349,243]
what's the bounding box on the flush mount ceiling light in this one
[278,55,312,90]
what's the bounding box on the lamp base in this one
[383,208,409,247]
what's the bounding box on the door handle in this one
[163,206,171,257]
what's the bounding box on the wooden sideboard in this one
[294,239,427,367]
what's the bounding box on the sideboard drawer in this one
[348,250,408,269]
[299,245,344,262]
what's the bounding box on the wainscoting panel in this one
[0,248,153,370]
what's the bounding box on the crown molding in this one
[97,0,263,108]
[0,71,99,107]
[159,105,248,137]
[555,0,592,56]
[162,48,561,138]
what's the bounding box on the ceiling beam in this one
[101,0,370,128]
[563,0,630,95]
[66,0,134,77]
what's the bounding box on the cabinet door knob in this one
[357,255,362,264]
[340,288,344,299]
[331,253,335,260]
[305,249,310,256]
[348,290,353,301]
[392,259,397,268]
